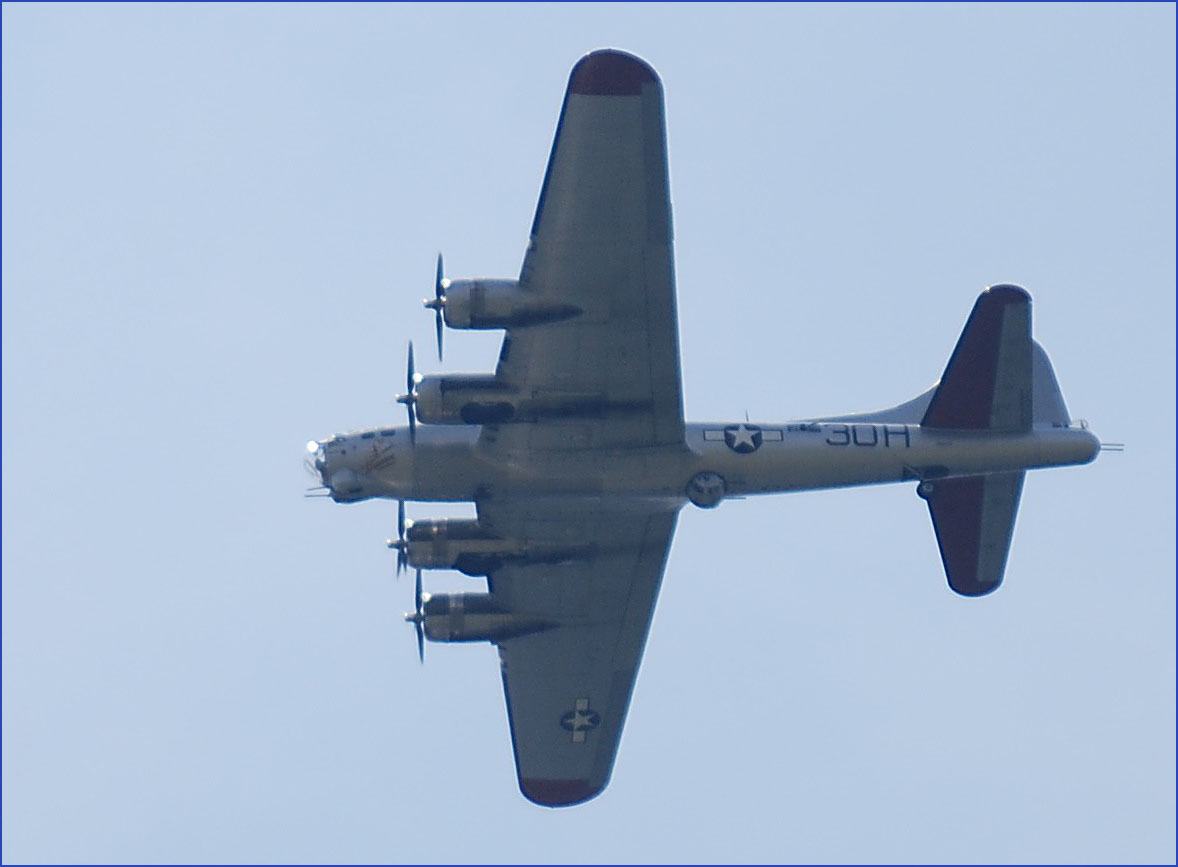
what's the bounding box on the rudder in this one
[1031,340,1071,426]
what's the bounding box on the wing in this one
[470,49,686,807]
[482,498,679,807]
[486,49,684,453]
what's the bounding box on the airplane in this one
[306,48,1106,807]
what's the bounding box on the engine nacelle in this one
[413,375,518,425]
[405,518,593,576]
[442,279,581,330]
[415,374,623,427]
[421,593,553,644]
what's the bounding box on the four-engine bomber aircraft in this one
[307,49,1102,807]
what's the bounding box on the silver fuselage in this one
[310,420,1100,507]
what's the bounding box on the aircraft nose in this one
[305,440,330,487]
[327,467,366,502]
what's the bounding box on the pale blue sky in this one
[3,3,1174,863]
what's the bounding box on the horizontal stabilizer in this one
[922,285,1032,432]
[921,471,1025,597]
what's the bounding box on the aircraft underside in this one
[307,49,1105,807]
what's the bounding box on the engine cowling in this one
[442,279,581,330]
[404,518,593,576]
[413,376,518,425]
[420,593,553,644]
[414,374,627,427]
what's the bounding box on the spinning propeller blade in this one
[426,253,446,361]
[396,500,407,576]
[403,568,425,664]
[386,500,410,576]
[395,342,418,444]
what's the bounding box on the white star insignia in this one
[567,711,595,730]
[729,424,758,449]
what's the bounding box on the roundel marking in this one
[560,698,601,742]
[724,423,763,453]
[560,708,601,732]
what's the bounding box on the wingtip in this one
[569,49,658,95]
[520,777,603,807]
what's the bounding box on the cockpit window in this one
[380,429,396,437]
[361,431,376,439]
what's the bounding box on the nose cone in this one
[328,467,365,501]
[305,440,329,488]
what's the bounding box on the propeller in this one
[423,253,446,361]
[404,568,426,663]
[303,458,331,496]
[386,499,410,576]
[394,342,419,444]
[303,457,324,483]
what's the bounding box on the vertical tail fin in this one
[827,291,1073,429]
[1030,340,1072,426]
